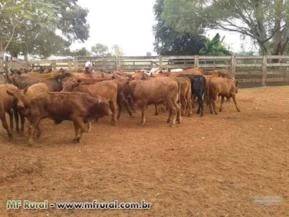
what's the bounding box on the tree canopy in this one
[162,0,289,55]
[153,0,205,55]
[200,33,231,56]
[0,0,89,59]
[154,0,230,56]
[91,43,109,57]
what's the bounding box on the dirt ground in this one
[0,86,289,217]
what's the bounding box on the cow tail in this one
[203,76,207,101]
[177,80,181,103]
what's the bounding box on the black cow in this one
[178,74,206,116]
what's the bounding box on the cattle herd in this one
[0,67,240,145]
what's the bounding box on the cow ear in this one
[7,90,15,96]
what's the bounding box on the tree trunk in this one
[257,41,269,55]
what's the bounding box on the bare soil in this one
[1,86,289,217]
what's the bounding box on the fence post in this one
[52,60,56,71]
[159,56,163,70]
[194,55,199,67]
[262,56,267,86]
[231,55,236,75]
[114,56,118,71]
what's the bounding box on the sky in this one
[71,0,156,56]
[71,0,256,56]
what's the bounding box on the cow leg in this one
[117,103,122,120]
[167,108,172,123]
[219,96,225,112]
[72,121,80,143]
[176,102,182,124]
[8,110,14,131]
[73,117,88,143]
[208,98,214,114]
[180,96,185,116]
[109,101,118,125]
[181,92,188,116]
[212,99,218,115]
[154,104,159,116]
[141,106,146,125]
[13,109,19,133]
[20,114,25,135]
[184,97,189,117]
[35,124,41,139]
[125,102,134,117]
[200,96,204,116]
[232,95,241,112]
[167,100,177,126]
[28,119,41,145]
[121,97,134,118]
[196,97,201,114]
[196,96,203,117]
[87,121,92,132]
[0,113,12,140]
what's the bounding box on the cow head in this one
[92,97,112,117]
[6,89,27,109]
[62,77,80,91]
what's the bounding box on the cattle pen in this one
[6,55,288,87]
[1,86,289,217]
[0,54,289,217]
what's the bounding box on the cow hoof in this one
[72,138,80,143]
[28,139,35,146]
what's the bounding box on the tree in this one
[0,0,57,56]
[162,0,289,55]
[1,0,89,59]
[199,34,231,56]
[154,0,206,55]
[111,44,123,57]
[91,43,109,57]
[70,47,91,57]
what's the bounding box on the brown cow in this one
[63,79,118,125]
[126,77,181,126]
[113,77,134,119]
[182,67,204,75]
[0,84,20,139]
[6,71,72,90]
[7,90,111,144]
[15,83,51,135]
[206,76,240,114]
[153,73,192,116]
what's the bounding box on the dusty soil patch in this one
[1,86,289,217]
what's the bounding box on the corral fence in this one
[6,55,289,87]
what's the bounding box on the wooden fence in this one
[12,55,289,87]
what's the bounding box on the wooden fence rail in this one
[7,55,289,87]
